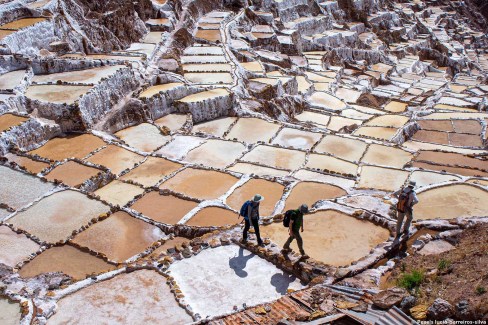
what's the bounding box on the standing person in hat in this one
[240,194,265,246]
[393,180,419,240]
[282,204,309,259]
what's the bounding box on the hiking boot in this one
[301,253,309,259]
[281,248,291,254]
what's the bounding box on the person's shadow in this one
[270,272,297,295]
[229,247,254,278]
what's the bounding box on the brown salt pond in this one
[32,65,123,85]
[94,180,144,207]
[195,29,221,42]
[365,115,409,128]
[30,134,106,161]
[19,245,116,280]
[0,113,28,132]
[314,135,367,162]
[47,270,193,325]
[452,119,482,134]
[271,128,322,150]
[466,178,488,187]
[44,161,101,187]
[361,144,413,168]
[415,151,488,171]
[4,153,49,174]
[241,145,306,171]
[225,117,280,144]
[130,192,199,224]
[160,168,238,200]
[191,117,236,137]
[10,190,109,244]
[449,133,483,147]
[184,139,246,168]
[154,113,187,131]
[119,156,181,187]
[0,166,56,210]
[0,29,15,40]
[383,101,407,113]
[0,298,21,325]
[262,210,390,267]
[115,123,170,152]
[86,145,144,175]
[227,163,290,178]
[0,70,26,90]
[226,178,285,216]
[306,154,358,176]
[284,182,347,211]
[139,83,183,99]
[0,225,40,268]
[0,18,46,30]
[71,211,164,262]
[415,184,488,220]
[25,85,92,104]
[186,207,238,227]
[412,130,450,145]
[358,166,409,192]
[417,120,454,132]
[410,170,460,187]
[412,161,488,178]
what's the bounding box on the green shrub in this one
[476,286,486,295]
[397,269,424,291]
[438,258,451,271]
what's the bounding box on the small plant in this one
[397,269,425,291]
[438,258,451,271]
[476,286,486,295]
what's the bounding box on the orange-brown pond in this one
[284,181,347,211]
[25,84,92,104]
[10,190,109,244]
[4,153,49,174]
[416,151,487,171]
[19,245,116,280]
[119,157,182,187]
[30,134,105,161]
[71,211,164,262]
[94,180,144,207]
[160,168,238,200]
[45,161,101,187]
[0,18,46,30]
[130,192,198,224]
[226,178,285,216]
[262,210,390,266]
[86,145,144,175]
[186,207,238,227]
[415,184,488,220]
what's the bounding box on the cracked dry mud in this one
[0,0,487,324]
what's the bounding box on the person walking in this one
[281,204,309,259]
[393,180,419,241]
[239,194,264,247]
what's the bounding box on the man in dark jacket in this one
[241,194,264,247]
[281,204,309,259]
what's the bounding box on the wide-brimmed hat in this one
[299,204,309,213]
[408,180,417,187]
[252,194,264,202]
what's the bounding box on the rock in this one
[351,301,369,313]
[373,287,409,309]
[319,299,335,314]
[410,304,428,320]
[427,298,454,320]
[335,300,359,309]
[254,306,267,315]
[400,295,417,312]
[455,300,474,320]
[309,310,326,320]
[295,310,310,321]
[209,238,221,248]
[334,268,350,278]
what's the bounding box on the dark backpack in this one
[283,209,297,227]
[240,200,251,220]
[397,189,411,213]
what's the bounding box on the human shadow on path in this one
[270,272,298,295]
[229,247,255,278]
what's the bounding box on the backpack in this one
[397,189,412,213]
[283,209,297,227]
[240,200,251,220]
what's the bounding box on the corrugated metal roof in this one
[375,306,419,325]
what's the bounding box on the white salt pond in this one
[48,270,192,325]
[0,298,21,325]
[169,245,304,318]
[25,85,92,104]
